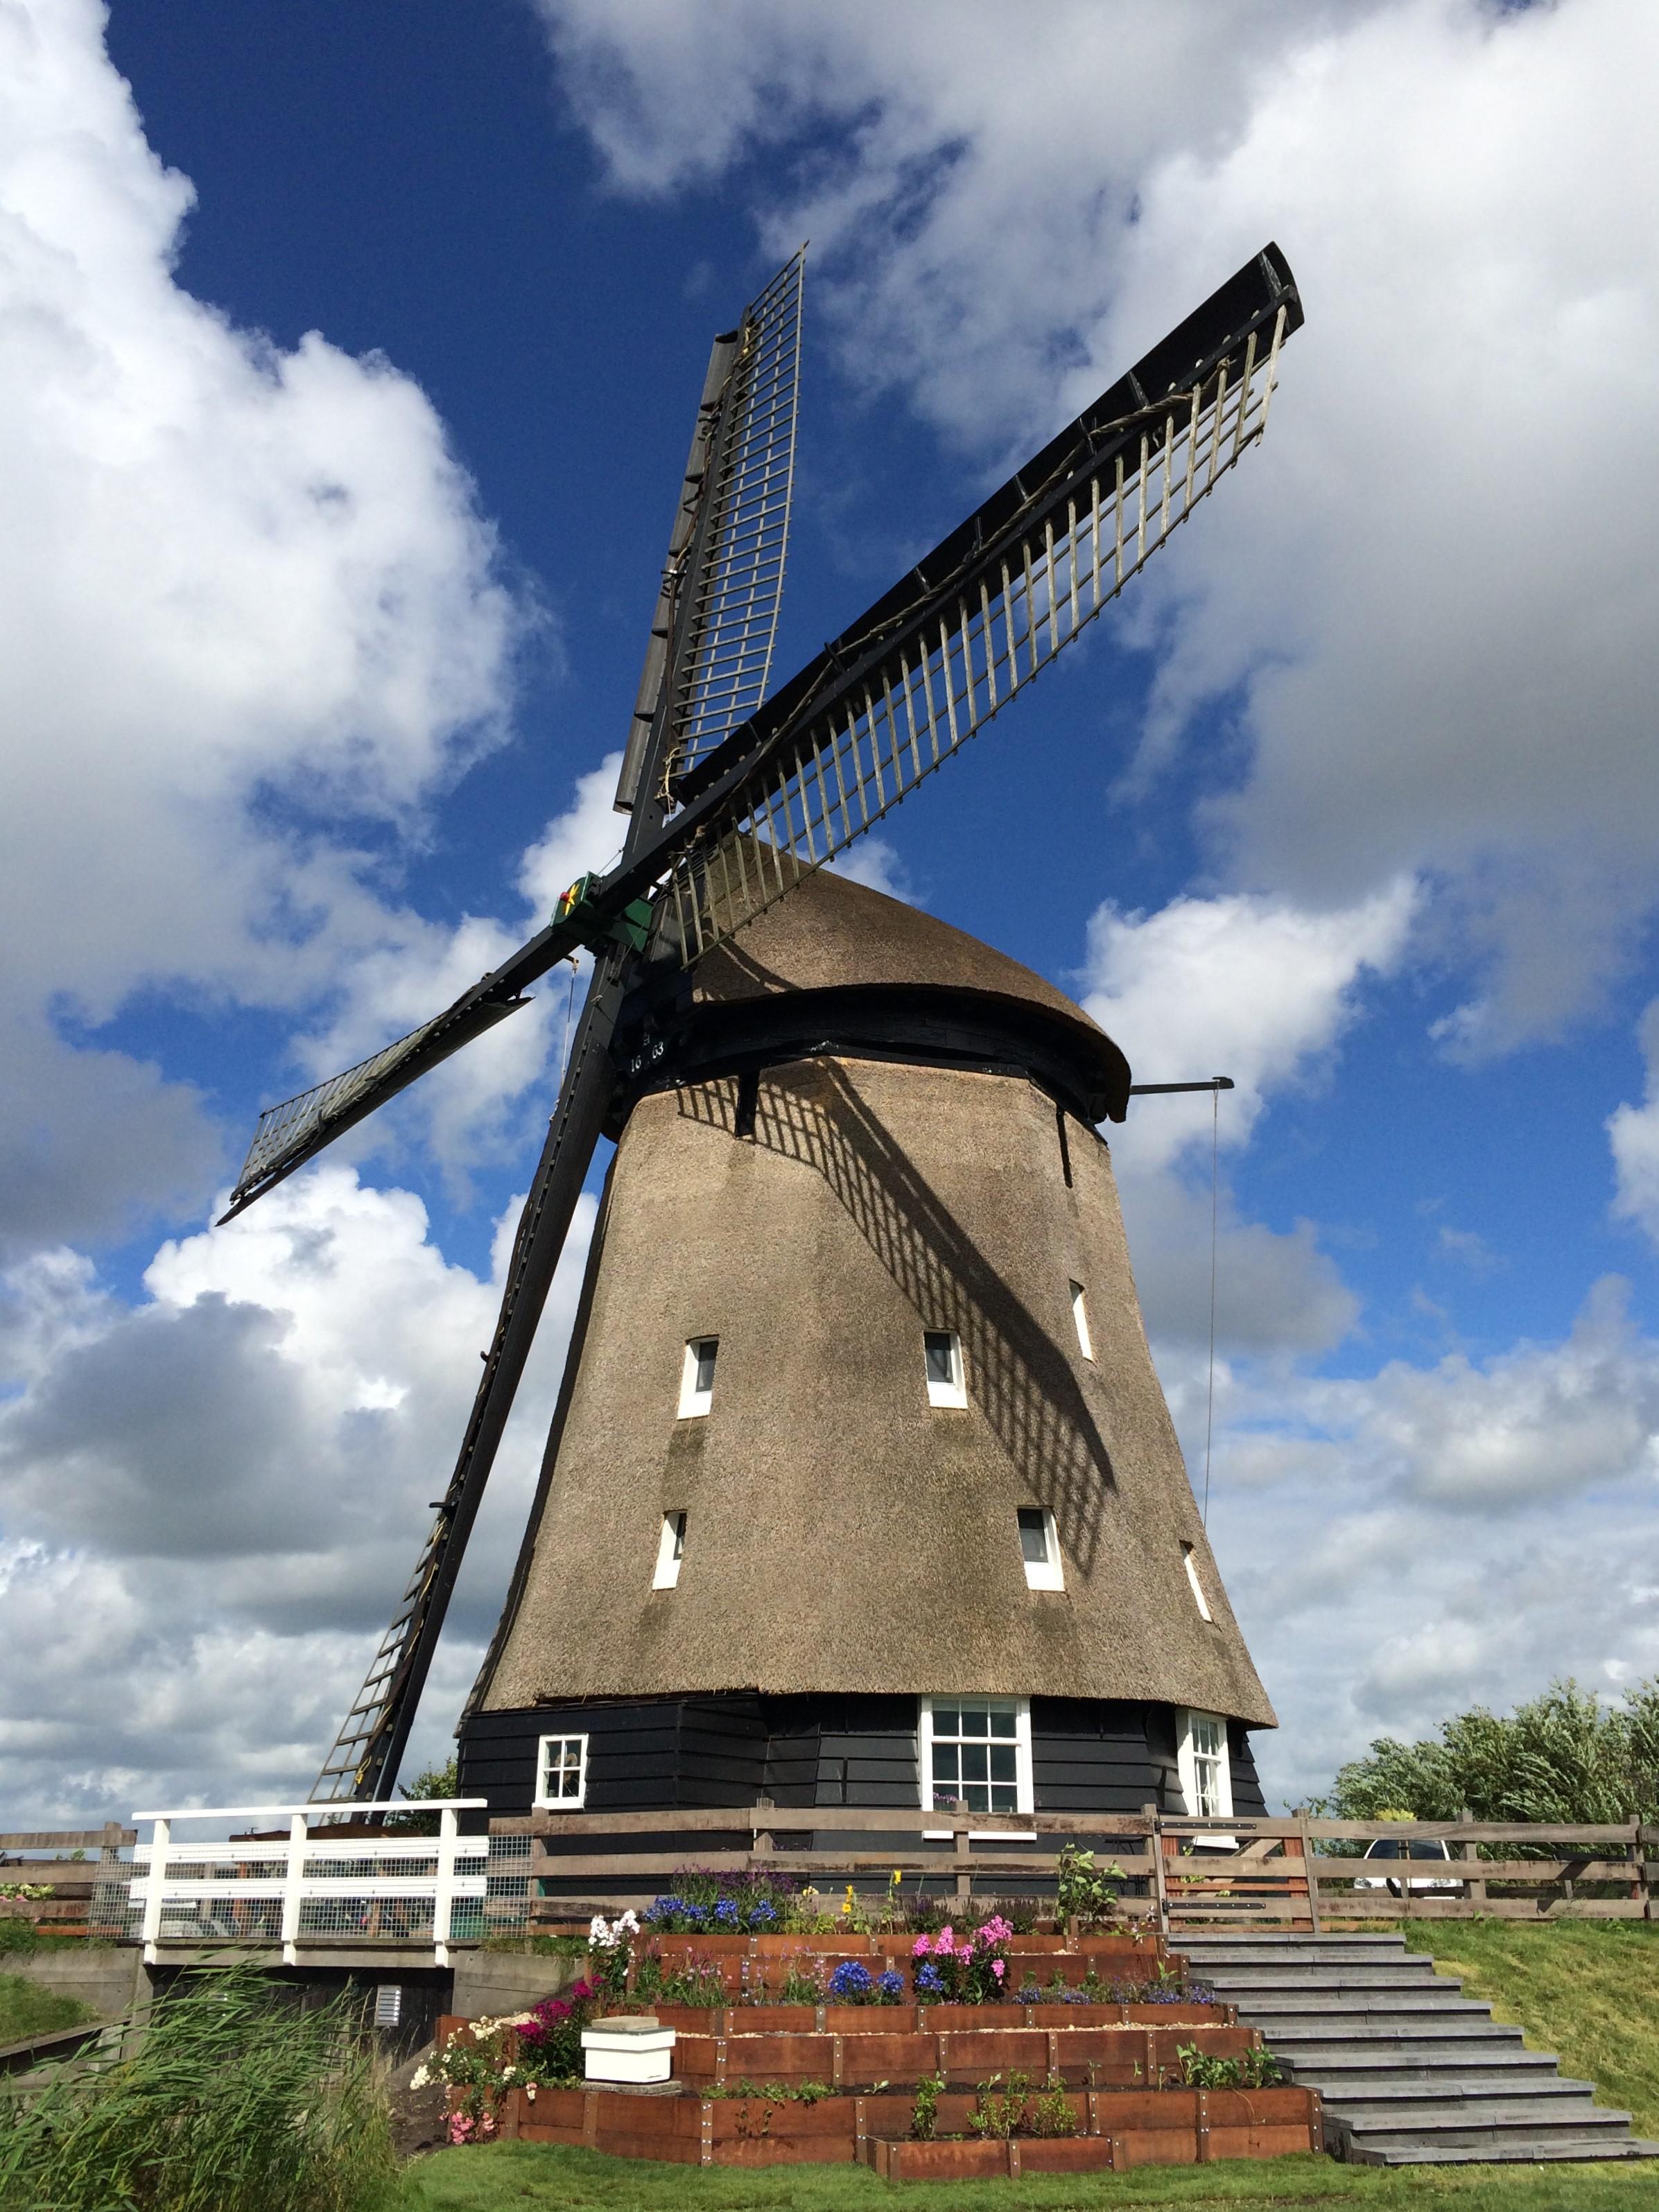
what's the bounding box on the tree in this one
[1315,1678,1659,1825]
[384,1759,460,1835]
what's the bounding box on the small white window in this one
[1070,1282,1094,1362]
[920,1697,1032,1814]
[652,1510,687,1590]
[678,1337,718,1418]
[923,1329,967,1408]
[1182,1542,1214,1623]
[535,1733,589,1808]
[1017,1506,1064,1591]
[1177,1709,1233,1819]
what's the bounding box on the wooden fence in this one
[0,1827,134,1932]
[499,1806,1659,1933]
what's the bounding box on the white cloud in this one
[0,1166,594,1815]
[0,0,527,1246]
[1082,882,1416,1172]
[1206,1274,1659,1804]
[1608,999,1659,1251]
[540,0,1659,1057]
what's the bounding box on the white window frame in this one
[1176,1709,1233,1820]
[1182,1542,1214,1623]
[923,1328,967,1409]
[652,1510,687,1590]
[919,1696,1032,1815]
[1070,1282,1095,1362]
[534,1732,590,1809]
[1017,1506,1064,1591]
[677,1337,718,1418]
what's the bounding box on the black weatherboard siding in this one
[460,1692,1266,1821]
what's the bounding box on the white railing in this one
[123,1801,490,1966]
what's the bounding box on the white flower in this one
[408,2065,430,2091]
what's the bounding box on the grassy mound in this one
[0,1975,92,2047]
[1405,1919,1659,2139]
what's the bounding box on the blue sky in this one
[3,0,1658,1820]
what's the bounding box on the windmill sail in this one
[670,249,804,779]
[660,245,1298,960]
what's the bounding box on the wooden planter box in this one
[491,2082,1319,2170]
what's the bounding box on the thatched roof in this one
[480,872,1274,1730]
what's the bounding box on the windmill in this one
[220,242,1303,1823]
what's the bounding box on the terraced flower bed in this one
[489,2079,1321,2170]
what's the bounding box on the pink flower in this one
[912,1935,931,1958]
[991,1958,1006,1980]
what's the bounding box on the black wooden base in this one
[458,1692,1266,1824]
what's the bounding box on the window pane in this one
[694,1340,718,1392]
[932,1746,958,1783]
[960,1707,989,1737]
[1193,1714,1223,1755]
[989,1709,1016,1739]
[963,1783,989,1811]
[932,1707,959,1737]
[924,1332,955,1384]
[989,1744,1016,1783]
[557,1768,578,1799]
[1018,1509,1048,1563]
[990,1784,1018,1812]
[671,1513,686,1559]
[962,1745,989,1784]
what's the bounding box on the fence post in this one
[139,1815,168,1965]
[433,1806,458,1967]
[1460,1807,1486,1907]
[279,1811,307,1967]
[1295,1809,1321,1935]
[1144,1805,1169,1937]
[954,1821,972,1901]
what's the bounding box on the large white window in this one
[1017,1507,1064,1591]
[652,1510,687,1590]
[923,1329,967,1408]
[1176,1710,1233,1819]
[1181,1542,1214,1623]
[919,1697,1032,1814]
[678,1337,718,1418]
[1070,1282,1095,1362]
[535,1733,589,1809]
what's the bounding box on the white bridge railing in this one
[119,1801,501,1966]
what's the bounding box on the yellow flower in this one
[892,1870,902,1886]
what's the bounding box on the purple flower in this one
[828,1960,874,2001]
[876,1970,905,2003]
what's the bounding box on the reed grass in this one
[0,1965,397,2212]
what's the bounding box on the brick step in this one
[1203,1969,1450,1995]
[1285,2059,1565,2091]
[1340,2110,1637,2156]
[1267,2026,1528,2055]
[1348,2138,1659,2168]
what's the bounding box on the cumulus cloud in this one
[540,0,1659,1056]
[0,1167,594,1813]
[1206,1275,1659,1802]
[0,0,528,1247]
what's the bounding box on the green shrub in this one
[0,1965,395,2212]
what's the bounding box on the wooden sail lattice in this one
[663,308,1287,961]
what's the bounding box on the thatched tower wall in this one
[466,871,1274,1830]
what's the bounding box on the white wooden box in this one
[580,2015,676,2084]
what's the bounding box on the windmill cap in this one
[633,864,1131,1126]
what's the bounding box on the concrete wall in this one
[8,1948,146,2020]
[450,1948,583,2021]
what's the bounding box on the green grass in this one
[0,1972,92,2046]
[397,2143,1659,2209]
[1403,1920,1659,2141]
